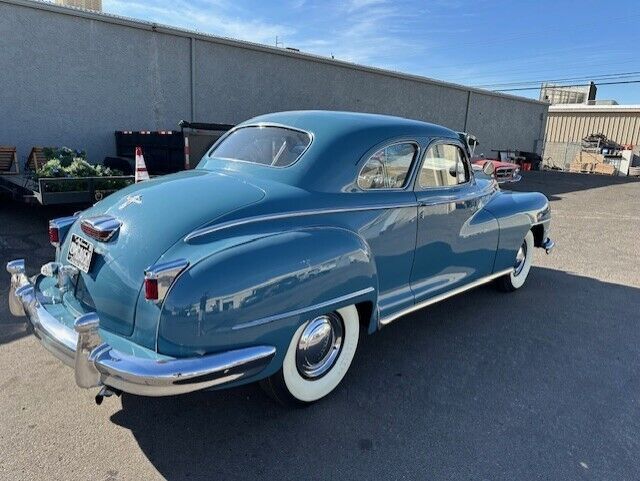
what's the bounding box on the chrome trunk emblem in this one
[119,194,142,210]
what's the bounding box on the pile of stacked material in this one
[581,133,622,153]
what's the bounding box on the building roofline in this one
[549,104,640,113]
[2,0,548,107]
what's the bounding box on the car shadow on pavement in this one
[110,266,640,481]
[505,170,639,202]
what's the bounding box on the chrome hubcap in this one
[296,313,344,379]
[514,241,527,276]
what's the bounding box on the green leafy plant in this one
[42,147,87,167]
[35,147,130,193]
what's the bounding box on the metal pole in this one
[463,90,472,132]
[190,36,196,122]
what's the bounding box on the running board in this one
[379,268,513,327]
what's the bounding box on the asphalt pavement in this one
[1,171,639,480]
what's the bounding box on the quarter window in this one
[358,143,417,190]
[419,143,469,188]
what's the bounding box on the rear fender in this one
[157,227,378,372]
[484,191,550,271]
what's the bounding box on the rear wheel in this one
[496,230,534,292]
[260,305,360,407]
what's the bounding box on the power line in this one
[444,58,640,85]
[475,71,640,88]
[494,79,640,92]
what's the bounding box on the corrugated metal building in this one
[546,104,640,146]
[543,104,640,170]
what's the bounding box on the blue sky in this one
[103,0,640,104]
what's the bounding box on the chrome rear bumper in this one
[7,259,276,397]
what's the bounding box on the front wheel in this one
[496,230,534,292]
[260,305,360,407]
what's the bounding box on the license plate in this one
[67,234,94,273]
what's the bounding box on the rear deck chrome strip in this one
[184,203,417,242]
[379,268,513,327]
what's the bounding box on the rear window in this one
[208,126,311,167]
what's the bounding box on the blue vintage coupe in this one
[8,111,554,406]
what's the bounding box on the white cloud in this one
[102,0,431,71]
[346,0,388,12]
[103,0,295,45]
[294,2,427,67]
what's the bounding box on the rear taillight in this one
[48,215,78,248]
[144,278,159,301]
[143,259,189,304]
[48,225,60,245]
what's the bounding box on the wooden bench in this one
[26,147,46,172]
[0,146,19,174]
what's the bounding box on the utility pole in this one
[275,36,283,48]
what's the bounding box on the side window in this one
[418,143,469,188]
[358,143,417,190]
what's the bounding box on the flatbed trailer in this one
[1,121,232,206]
[0,173,134,205]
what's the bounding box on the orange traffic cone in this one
[135,146,150,183]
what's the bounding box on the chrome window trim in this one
[205,122,314,169]
[414,138,474,191]
[356,140,420,192]
[184,202,418,242]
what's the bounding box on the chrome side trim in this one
[6,260,277,397]
[233,286,375,330]
[379,269,513,327]
[185,204,417,241]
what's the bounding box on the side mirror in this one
[482,161,495,177]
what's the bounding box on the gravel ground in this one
[0,171,639,481]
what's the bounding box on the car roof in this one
[242,110,458,141]
[209,111,460,192]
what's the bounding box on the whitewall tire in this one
[496,230,534,292]
[260,305,360,406]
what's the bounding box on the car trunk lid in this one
[60,170,265,337]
